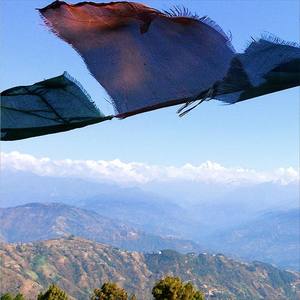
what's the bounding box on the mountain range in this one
[0,202,201,253]
[205,208,300,270]
[1,170,299,271]
[1,237,299,300]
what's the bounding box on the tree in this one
[0,294,14,300]
[152,276,205,300]
[0,293,25,300]
[37,284,68,300]
[13,294,25,300]
[91,282,128,300]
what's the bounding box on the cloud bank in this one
[1,151,298,186]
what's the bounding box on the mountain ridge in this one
[204,208,300,271]
[1,237,299,300]
[0,202,201,253]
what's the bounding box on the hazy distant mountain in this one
[144,180,299,209]
[76,186,300,271]
[1,170,299,270]
[2,171,297,235]
[0,170,192,237]
[203,208,300,271]
[78,193,193,237]
[0,170,118,207]
[1,237,299,300]
[158,181,299,236]
[0,203,201,253]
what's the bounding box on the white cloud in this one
[1,151,299,186]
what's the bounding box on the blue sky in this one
[1,0,299,170]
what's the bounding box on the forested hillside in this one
[1,238,299,300]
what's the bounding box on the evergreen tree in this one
[0,293,25,300]
[0,294,14,300]
[91,282,128,300]
[152,276,205,300]
[37,284,68,300]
